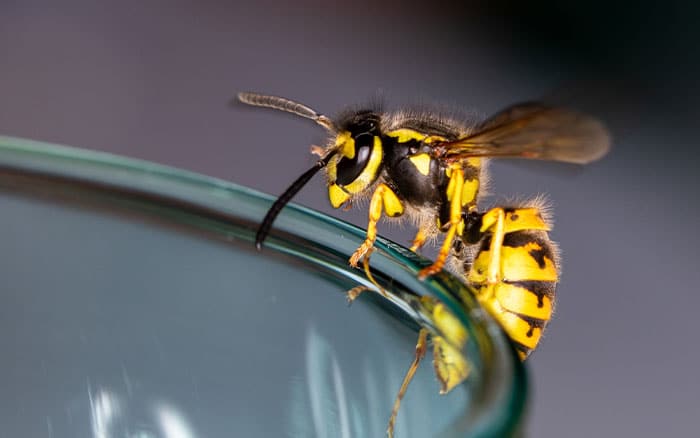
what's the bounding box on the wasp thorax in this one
[326,111,384,208]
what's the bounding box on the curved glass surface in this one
[0,135,526,437]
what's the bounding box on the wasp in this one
[238,92,610,437]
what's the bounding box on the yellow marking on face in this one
[343,136,383,194]
[461,178,479,206]
[495,283,552,321]
[335,131,354,159]
[328,184,350,208]
[408,153,431,176]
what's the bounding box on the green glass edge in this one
[0,135,527,437]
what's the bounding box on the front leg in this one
[346,248,391,302]
[349,183,404,267]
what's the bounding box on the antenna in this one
[237,92,335,131]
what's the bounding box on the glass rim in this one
[0,134,527,437]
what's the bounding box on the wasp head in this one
[326,110,384,208]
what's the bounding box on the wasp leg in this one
[387,328,429,438]
[349,184,404,268]
[481,207,506,285]
[346,285,369,303]
[346,249,390,303]
[409,228,429,252]
[417,167,464,279]
[467,207,506,302]
[481,207,506,284]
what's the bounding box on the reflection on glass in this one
[86,385,197,438]
[89,388,120,438]
[0,135,525,437]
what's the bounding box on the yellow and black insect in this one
[238,92,609,436]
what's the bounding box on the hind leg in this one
[386,328,429,438]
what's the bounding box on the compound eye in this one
[335,133,374,185]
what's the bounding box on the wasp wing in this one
[437,102,610,164]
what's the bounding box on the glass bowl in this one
[0,135,526,437]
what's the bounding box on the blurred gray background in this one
[1,0,698,436]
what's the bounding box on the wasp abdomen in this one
[466,227,558,360]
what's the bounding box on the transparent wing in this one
[436,102,610,164]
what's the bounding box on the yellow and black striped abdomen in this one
[467,229,558,360]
